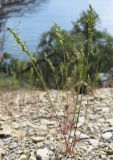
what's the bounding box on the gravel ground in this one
[0,88,113,160]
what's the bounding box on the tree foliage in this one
[36,7,113,88]
[1,7,113,89]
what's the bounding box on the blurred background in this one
[0,0,113,89]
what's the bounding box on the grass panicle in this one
[7,4,99,156]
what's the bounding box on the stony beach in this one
[0,88,113,160]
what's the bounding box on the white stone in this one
[77,117,85,127]
[0,130,11,137]
[107,118,113,126]
[88,139,99,147]
[36,148,49,160]
[39,124,47,130]
[17,155,28,160]
[31,136,45,143]
[74,131,89,139]
[29,152,36,160]
[0,147,5,156]
[102,107,109,112]
[102,132,112,140]
[40,119,50,125]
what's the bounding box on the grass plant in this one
[7,4,98,156]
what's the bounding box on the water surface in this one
[4,0,88,59]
